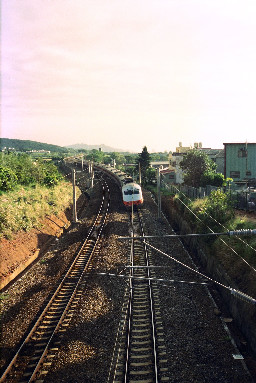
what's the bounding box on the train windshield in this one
[124,188,140,195]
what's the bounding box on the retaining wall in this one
[162,199,256,356]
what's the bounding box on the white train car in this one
[94,163,143,207]
[122,182,143,206]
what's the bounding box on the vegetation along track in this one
[109,208,170,383]
[0,179,110,383]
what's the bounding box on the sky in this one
[1,0,256,153]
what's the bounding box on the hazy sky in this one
[2,0,256,152]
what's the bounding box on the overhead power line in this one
[119,229,256,240]
[162,183,256,273]
[141,239,256,305]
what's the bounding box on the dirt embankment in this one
[0,195,86,290]
[0,212,70,288]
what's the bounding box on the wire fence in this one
[163,182,256,212]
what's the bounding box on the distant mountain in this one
[0,138,71,153]
[0,138,131,154]
[66,143,128,152]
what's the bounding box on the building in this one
[224,143,256,185]
[159,168,176,184]
[200,148,224,174]
[150,161,170,169]
[168,143,191,184]
[168,142,224,184]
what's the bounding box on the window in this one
[230,171,240,178]
[238,148,247,158]
[169,174,175,179]
[124,189,140,195]
[246,171,251,176]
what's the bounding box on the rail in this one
[111,209,169,382]
[0,180,110,383]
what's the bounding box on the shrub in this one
[0,166,18,191]
[200,172,225,187]
[0,153,62,189]
[0,181,78,238]
[196,189,234,232]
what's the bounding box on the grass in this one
[162,192,256,297]
[188,197,256,269]
[0,180,81,239]
[0,293,9,301]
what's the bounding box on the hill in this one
[66,143,129,152]
[0,138,71,153]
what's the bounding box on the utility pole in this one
[88,161,92,175]
[72,169,78,223]
[91,168,94,188]
[157,167,161,219]
[90,161,94,188]
[139,162,141,185]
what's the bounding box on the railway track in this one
[0,180,110,383]
[110,209,170,383]
[1,166,254,382]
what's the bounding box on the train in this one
[94,163,143,207]
[122,180,143,207]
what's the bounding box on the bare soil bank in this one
[0,195,86,289]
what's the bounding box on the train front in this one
[122,182,143,206]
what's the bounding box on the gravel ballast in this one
[0,178,255,382]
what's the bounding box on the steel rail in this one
[140,210,159,383]
[124,236,134,383]
[114,209,164,383]
[0,181,110,383]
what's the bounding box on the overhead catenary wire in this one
[96,272,209,286]
[163,182,256,273]
[119,229,256,240]
[141,239,256,305]
[166,182,256,253]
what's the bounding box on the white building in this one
[168,142,224,184]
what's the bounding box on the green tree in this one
[86,149,105,163]
[180,149,217,187]
[146,167,157,185]
[0,153,62,189]
[200,172,225,187]
[136,146,151,185]
[109,152,126,167]
[43,162,62,187]
[125,166,136,177]
[124,154,136,165]
[150,152,169,161]
[103,155,112,165]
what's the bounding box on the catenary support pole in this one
[139,162,141,185]
[157,167,161,219]
[72,169,77,223]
